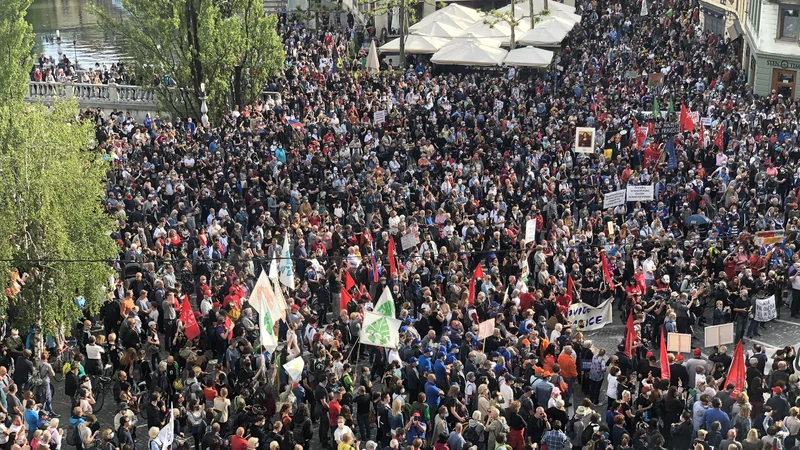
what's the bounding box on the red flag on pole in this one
[725,340,747,395]
[633,120,641,149]
[180,297,201,341]
[600,253,613,287]
[340,286,352,312]
[467,264,484,306]
[680,104,695,132]
[344,271,356,291]
[714,126,725,150]
[699,123,705,146]
[388,237,397,277]
[625,310,637,358]
[659,329,670,382]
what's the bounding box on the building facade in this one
[743,0,800,98]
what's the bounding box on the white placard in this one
[626,185,654,202]
[567,300,613,331]
[603,190,627,209]
[704,323,735,348]
[525,219,537,243]
[400,233,421,251]
[477,318,496,340]
[667,332,692,354]
[374,110,386,125]
[755,296,777,322]
[701,117,712,126]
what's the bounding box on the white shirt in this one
[499,381,514,410]
[334,425,354,443]
[86,344,105,361]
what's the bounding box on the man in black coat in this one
[404,357,422,402]
[669,354,690,388]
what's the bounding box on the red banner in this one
[625,310,637,358]
[340,287,352,312]
[600,253,613,287]
[180,297,201,341]
[388,237,398,277]
[468,265,485,306]
[725,340,746,395]
[659,329,670,381]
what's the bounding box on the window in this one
[748,0,761,34]
[780,7,799,39]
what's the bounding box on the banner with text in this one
[626,185,654,202]
[755,296,777,322]
[567,300,613,331]
[603,190,627,209]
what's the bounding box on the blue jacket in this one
[703,407,731,434]
[418,355,433,375]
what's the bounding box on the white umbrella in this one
[435,4,483,22]
[366,39,380,73]
[503,46,554,67]
[460,19,531,47]
[379,35,452,54]
[409,13,476,32]
[430,38,508,66]
[518,17,576,46]
[408,21,466,38]
[498,0,581,26]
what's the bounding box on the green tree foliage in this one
[97,0,285,121]
[0,0,119,343]
[0,0,34,104]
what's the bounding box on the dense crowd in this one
[9,0,800,449]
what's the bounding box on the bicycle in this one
[52,340,78,382]
[92,374,113,413]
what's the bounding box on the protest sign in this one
[525,219,536,242]
[400,233,420,250]
[704,323,735,348]
[603,190,627,209]
[567,300,612,331]
[575,127,596,153]
[477,318,496,340]
[755,296,777,322]
[626,185,654,202]
[667,333,692,353]
[374,110,386,125]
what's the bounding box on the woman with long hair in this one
[292,404,313,450]
[507,401,526,450]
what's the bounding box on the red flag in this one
[625,310,637,358]
[725,340,747,395]
[340,286,352,312]
[680,104,695,132]
[180,297,201,341]
[600,253,613,287]
[714,126,724,150]
[659,329,670,381]
[388,237,397,277]
[467,264,484,306]
[633,120,641,149]
[699,123,705,146]
[344,271,356,291]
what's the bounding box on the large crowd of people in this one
[8,0,800,449]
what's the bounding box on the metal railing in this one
[26,81,157,107]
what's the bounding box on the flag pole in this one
[346,336,361,362]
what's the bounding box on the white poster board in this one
[574,127,596,153]
[626,185,654,202]
[525,219,537,243]
[567,300,613,331]
[704,323,735,348]
[477,318,496,340]
[603,190,627,209]
[400,233,421,250]
[374,110,386,125]
[754,296,777,322]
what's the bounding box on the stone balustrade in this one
[27,81,157,108]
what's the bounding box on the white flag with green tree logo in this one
[374,286,396,318]
[283,356,305,382]
[360,311,401,349]
[270,275,288,320]
[249,271,278,353]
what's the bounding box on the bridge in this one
[25,81,282,121]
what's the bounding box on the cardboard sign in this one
[477,318,496,340]
[647,73,665,86]
[701,117,713,126]
[754,231,785,246]
[400,233,420,251]
[574,127,596,153]
[655,122,680,135]
[374,110,386,125]
[626,185,654,202]
[704,323,735,348]
[666,333,692,354]
[755,296,777,322]
[567,300,613,331]
[603,190,627,209]
[525,219,537,243]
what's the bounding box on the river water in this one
[27,0,128,69]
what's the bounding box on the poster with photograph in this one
[575,127,596,153]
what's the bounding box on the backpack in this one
[66,425,78,446]
[463,424,480,444]
[566,414,581,439]
[772,437,781,450]
[581,424,595,446]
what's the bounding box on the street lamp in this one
[200,82,209,127]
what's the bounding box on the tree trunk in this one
[399,1,406,68]
[34,276,44,358]
[529,0,535,28]
[510,0,516,49]
[233,65,243,109]
[186,0,204,116]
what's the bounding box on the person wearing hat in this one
[418,348,433,376]
[766,385,790,421]
[685,348,711,388]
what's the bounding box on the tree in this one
[484,0,550,48]
[360,0,422,68]
[0,0,34,104]
[0,0,119,351]
[97,0,285,121]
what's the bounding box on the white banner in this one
[755,296,777,322]
[626,185,654,202]
[525,219,537,243]
[567,300,612,331]
[360,311,401,349]
[400,233,421,250]
[374,110,386,125]
[603,190,627,209]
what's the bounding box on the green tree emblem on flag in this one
[365,317,391,346]
[262,304,274,336]
[376,300,394,317]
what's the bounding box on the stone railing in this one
[26,81,157,109]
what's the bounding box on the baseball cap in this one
[409,357,418,364]
[773,386,783,394]
[424,347,432,354]
[693,348,702,357]
[119,402,129,410]
[445,355,456,365]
